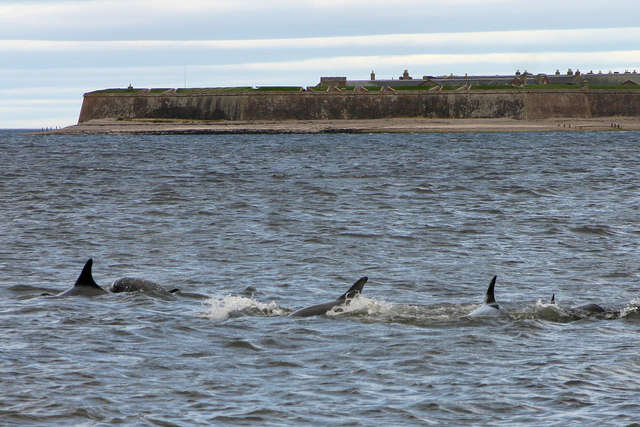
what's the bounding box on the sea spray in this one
[201,294,286,320]
[326,295,394,317]
[619,297,640,319]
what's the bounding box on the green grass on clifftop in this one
[89,84,640,95]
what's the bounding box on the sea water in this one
[1,130,640,425]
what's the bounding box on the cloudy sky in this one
[2,0,639,128]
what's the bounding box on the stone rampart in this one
[78,90,640,123]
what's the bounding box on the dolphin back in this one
[109,277,178,298]
[56,258,107,297]
[75,259,103,289]
[468,275,500,316]
[289,302,339,317]
[339,276,368,300]
[574,303,605,314]
[110,277,162,293]
[484,276,497,304]
[290,276,369,317]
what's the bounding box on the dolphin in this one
[549,293,605,314]
[290,276,368,317]
[55,258,108,297]
[53,258,177,297]
[467,275,501,317]
[573,303,605,314]
[109,277,179,296]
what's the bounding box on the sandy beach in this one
[41,117,640,135]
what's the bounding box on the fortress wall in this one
[79,93,253,122]
[78,90,640,123]
[523,92,592,119]
[422,92,525,119]
[586,91,640,117]
[79,94,135,122]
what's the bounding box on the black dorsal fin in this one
[551,293,555,304]
[484,275,497,304]
[74,258,102,289]
[339,276,368,300]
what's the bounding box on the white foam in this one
[201,294,286,320]
[325,295,394,317]
[535,298,554,308]
[620,297,640,318]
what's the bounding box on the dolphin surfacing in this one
[54,258,176,297]
[573,303,605,314]
[110,277,179,296]
[55,258,108,297]
[467,275,501,317]
[549,293,606,315]
[290,276,368,317]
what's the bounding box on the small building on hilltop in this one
[320,77,347,87]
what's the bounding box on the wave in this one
[200,294,287,320]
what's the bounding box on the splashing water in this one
[620,297,640,319]
[326,295,395,317]
[531,298,577,322]
[201,294,287,320]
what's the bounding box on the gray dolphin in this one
[110,277,179,296]
[54,258,177,297]
[467,276,501,317]
[55,258,108,297]
[290,276,368,317]
[574,303,606,314]
[549,293,605,314]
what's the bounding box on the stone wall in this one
[78,90,640,123]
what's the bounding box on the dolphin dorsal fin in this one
[551,293,555,304]
[74,259,102,289]
[484,276,497,304]
[339,276,368,300]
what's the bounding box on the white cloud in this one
[3,0,639,41]
[0,99,80,107]
[0,117,76,129]
[3,27,640,52]
[0,86,85,97]
[1,0,507,18]
[0,0,242,21]
[186,50,640,74]
[5,49,637,85]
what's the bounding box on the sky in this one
[2,0,640,128]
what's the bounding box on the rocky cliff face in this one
[78,90,640,123]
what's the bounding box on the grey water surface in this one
[1,130,640,425]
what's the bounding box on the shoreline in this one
[38,117,640,135]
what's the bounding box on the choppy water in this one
[1,129,640,425]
